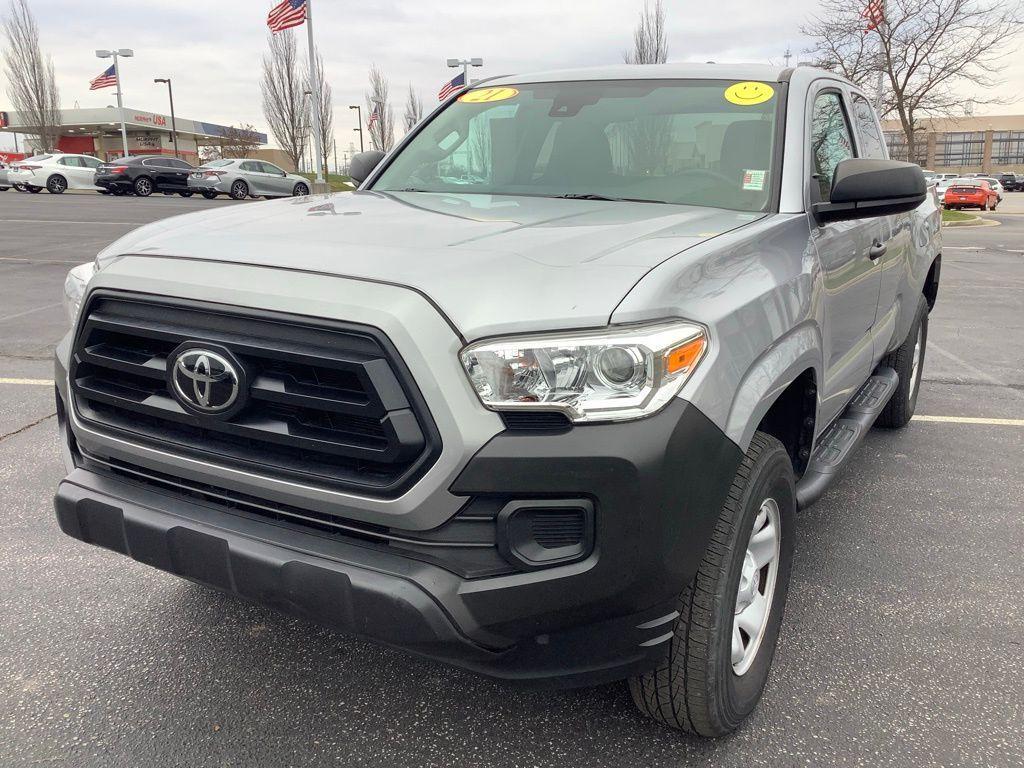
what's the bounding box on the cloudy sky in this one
[3,0,1022,154]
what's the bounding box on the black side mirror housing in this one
[349,150,386,185]
[813,158,927,224]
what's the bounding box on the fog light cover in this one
[497,500,595,570]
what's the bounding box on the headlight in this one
[63,262,96,326]
[459,321,707,423]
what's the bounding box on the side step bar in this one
[795,367,899,509]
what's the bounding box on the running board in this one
[795,367,899,509]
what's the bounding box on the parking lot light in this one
[153,78,179,159]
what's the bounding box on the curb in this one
[942,215,1000,228]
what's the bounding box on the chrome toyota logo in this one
[171,348,240,413]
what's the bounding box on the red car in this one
[944,179,998,211]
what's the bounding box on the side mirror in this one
[349,150,386,185]
[813,158,926,224]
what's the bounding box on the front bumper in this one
[55,383,741,685]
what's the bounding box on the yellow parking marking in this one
[913,415,1024,426]
[0,378,54,386]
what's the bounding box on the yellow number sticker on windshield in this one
[458,87,520,104]
[724,82,775,106]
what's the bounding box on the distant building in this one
[0,106,266,162]
[881,115,1024,173]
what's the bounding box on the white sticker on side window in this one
[742,169,767,191]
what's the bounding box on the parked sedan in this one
[943,179,999,210]
[973,176,1004,201]
[94,155,196,197]
[188,158,310,200]
[997,172,1019,192]
[6,153,104,193]
[0,161,10,191]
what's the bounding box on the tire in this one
[111,187,126,197]
[133,177,154,197]
[27,185,41,193]
[229,179,249,200]
[630,432,796,737]
[876,294,928,429]
[293,182,309,196]
[201,190,218,200]
[179,190,193,198]
[46,174,67,194]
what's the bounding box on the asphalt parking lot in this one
[1,191,1022,767]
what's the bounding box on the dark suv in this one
[997,172,1019,192]
[94,155,196,197]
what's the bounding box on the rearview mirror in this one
[813,158,926,224]
[349,150,386,185]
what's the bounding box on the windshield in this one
[372,79,781,212]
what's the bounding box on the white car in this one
[7,153,104,194]
[934,174,960,198]
[973,176,1004,201]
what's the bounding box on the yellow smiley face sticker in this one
[458,87,520,104]
[724,82,775,106]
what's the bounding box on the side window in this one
[81,156,101,168]
[851,95,886,160]
[143,158,163,168]
[168,159,191,169]
[260,162,283,175]
[239,161,258,172]
[809,91,855,200]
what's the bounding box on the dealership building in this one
[881,114,1024,174]
[0,106,266,162]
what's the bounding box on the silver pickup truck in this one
[55,63,940,736]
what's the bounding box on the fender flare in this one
[725,322,822,451]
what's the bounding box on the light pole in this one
[95,48,133,159]
[153,78,178,159]
[446,57,483,88]
[303,89,315,174]
[349,105,363,153]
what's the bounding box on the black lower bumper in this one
[54,398,742,686]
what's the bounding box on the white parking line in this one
[0,303,62,323]
[913,415,1024,426]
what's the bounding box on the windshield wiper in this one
[553,193,669,204]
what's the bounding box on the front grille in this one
[70,293,441,497]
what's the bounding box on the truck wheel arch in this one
[724,323,821,460]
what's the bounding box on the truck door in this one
[848,92,913,368]
[806,86,883,427]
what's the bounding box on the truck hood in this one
[96,191,765,339]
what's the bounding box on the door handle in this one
[868,240,887,260]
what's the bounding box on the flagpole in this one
[874,0,886,112]
[304,0,326,190]
[112,53,130,158]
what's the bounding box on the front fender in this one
[724,322,822,451]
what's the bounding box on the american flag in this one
[438,72,465,101]
[862,0,885,31]
[89,65,117,91]
[368,104,381,127]
[268,0,306,33]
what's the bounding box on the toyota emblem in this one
[170,347,242,414]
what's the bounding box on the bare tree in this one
[308,48,333,179]
[365,64,395,152]
[624,0,668,64]
[2,0,61,152]
[261,31,309,170]
[403,84,424,133]
[803,0,1023,160]
[220,123,263,159]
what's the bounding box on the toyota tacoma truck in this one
[55,64,940,736]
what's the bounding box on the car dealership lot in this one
[1,194,1022,767]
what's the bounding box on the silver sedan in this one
[188,158,310,200]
